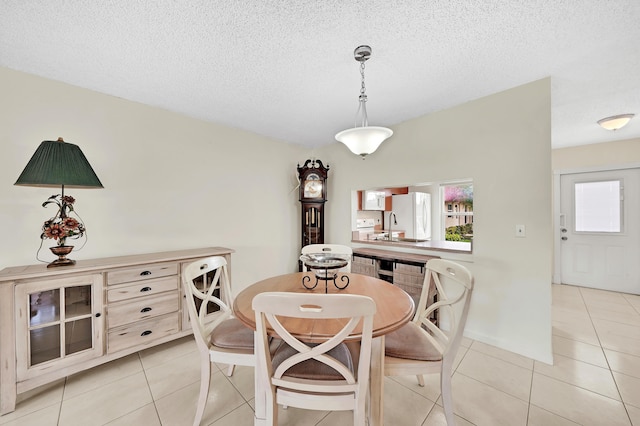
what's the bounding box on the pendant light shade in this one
[335,45,392,159]
[335,126,393,157]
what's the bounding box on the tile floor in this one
[1,284,639,425]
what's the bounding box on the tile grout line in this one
[138,351,164,425]
[57,377,67,425]
[578,287,635,426]
[451,343,479,425]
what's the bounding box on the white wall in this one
[1,68,553,363]
[0,67,307,291]
[317,78,554,363]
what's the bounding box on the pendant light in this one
[335,45,393,159]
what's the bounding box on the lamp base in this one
[48,245,76,268]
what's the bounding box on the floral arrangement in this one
[41,195,86,247]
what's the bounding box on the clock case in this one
[297,159,329,251]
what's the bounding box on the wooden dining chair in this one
[384,259,474,425]
[182,256,254,426]
[301,244,353,272]
[253,292,376,426]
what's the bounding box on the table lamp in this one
[15,137,103,267]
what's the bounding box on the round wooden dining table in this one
[233,271,415,426]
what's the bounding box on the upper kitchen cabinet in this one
[359,187,409,211]
[361,190,386,210]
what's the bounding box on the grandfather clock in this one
[297,159,329,249]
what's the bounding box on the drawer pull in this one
[140,271,152,276]
[140,286,152,292]
[140,307,152,313]
[141,330,153,336]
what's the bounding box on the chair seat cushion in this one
[271,340,360,380]
[384,322,442,361]
[210,317,254,350]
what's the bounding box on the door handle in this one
[561,236,568,240]
[561,228,567,233]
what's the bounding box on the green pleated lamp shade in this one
[15,138,103,188]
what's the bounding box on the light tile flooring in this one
[2,284,639,425]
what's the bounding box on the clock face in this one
[303,174,323,198]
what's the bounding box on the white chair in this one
[384,259,474,425]
[182,256,254,426]
[301,244,353,272]
[253,292,376,426]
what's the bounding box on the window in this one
[442,182,473,242]
[574,180,622,233]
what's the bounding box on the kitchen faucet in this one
[388,211,397,241]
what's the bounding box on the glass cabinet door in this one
[15,274,103,380]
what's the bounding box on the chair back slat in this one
[412,259,474,358]
[182,256,233,352]
[253,292,375,394]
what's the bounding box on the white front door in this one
[560,169,640,294]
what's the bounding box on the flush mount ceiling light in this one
[597,113,635,131]
[335,45,393,159]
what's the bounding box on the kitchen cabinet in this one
[362,190,386,210]
[0,247,233,415]
[352,248,438,310]
[393,261,427,307]
[351,254,376,276]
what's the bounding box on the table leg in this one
[369,336,384,426]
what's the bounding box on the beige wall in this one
[0,67,307,290]
[553,137,640,170]
[1,67,553,363]
[317,78,554,363]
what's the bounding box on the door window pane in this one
[575,180,621,232]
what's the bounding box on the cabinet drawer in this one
[107,313,179,354]
[107,276,178,303]
[107,262,178,286]
[108,291,179,328]
[394,262,425,276]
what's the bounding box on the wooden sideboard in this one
[0,247,233,415]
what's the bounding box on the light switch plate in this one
[516,224,526,237]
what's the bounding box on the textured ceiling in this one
[1,1,639,149]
